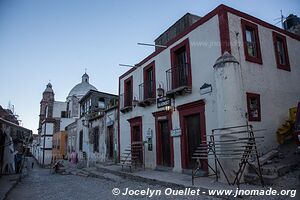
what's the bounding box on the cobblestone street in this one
[6,158,219,200]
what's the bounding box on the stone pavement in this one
[64,161,299,199]
[0,174,20,200]
[0,156,31,200]
[5,159,221,200]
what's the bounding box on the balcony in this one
[166,63,192,98]
[138,83,156,107]
[86,108,105,121]
[120,93,132,113]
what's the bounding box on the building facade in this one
[74,90,118,166]
[0,117,32,175]
[35,73,97,166]
[118,4,300,182]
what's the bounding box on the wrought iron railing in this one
[166,63,190,91]
[138,83,144,102]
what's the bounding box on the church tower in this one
[38,83,55,135]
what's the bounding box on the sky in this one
[0,0,299,134]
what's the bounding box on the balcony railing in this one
[138,83,156,107]
[138,83,144,102]
[166,63,191,97]
[120,93,132,113]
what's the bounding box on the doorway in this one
[131,125,143,164]
[128,117,143,165]
[178,100,207,171]
[184,114,201,169]
[107,126,114,159]
[153,110,174,168]
[158,120,171,167]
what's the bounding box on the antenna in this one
[281,10,284,28]
[85,68,87,73]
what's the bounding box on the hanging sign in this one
[157,96,171,108]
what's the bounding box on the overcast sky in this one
[0,0,299,134]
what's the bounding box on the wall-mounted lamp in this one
[132,96,139,108]
[157,83,165,97]
[165,105,173,111]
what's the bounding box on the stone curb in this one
[93,165,234,200]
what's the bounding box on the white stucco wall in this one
[228,12,300,153]
[53,101,67,118]
[119,15,222,171]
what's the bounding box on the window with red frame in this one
[143,62,156,99]
[124,77,133,107]
[241,19,262,64]
[272,32,290,71]
[246,93,261,121]
[170,38,191,89]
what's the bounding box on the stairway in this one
[244,141,300,185]
[120,141,144,172]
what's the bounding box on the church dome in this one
[67,73,97,98]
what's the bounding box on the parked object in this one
[277,107,297,144]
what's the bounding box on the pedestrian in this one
[32,161,34,169]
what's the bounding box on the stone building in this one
[35,73,97,166]
[73,90,118,166]
[118,4,300,182]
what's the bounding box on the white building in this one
[35,73,97,166]
[72,90,118,166]
[118,4,300,182]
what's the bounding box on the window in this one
[272,32,290,71]
[124,76,133,107]
[79,130,83,151]
[246,93,261,121]
[93,127,99,152]
[143,61,156,99]
[241,19,262,64]
[98,98,106,109]
[61,111,67,118]
[170,38,191,89]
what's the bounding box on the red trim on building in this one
[218,9,231,54]
[119,4,300,80]
[127,116,143,144]
[177,100,207,171]
[143,61,156,99]
[152,110,174,167]
[170,38,192,88]
[225,6,300,42]
[124,76,133,107]
[272,31,290,71]
[241,19,262,64]
[117,77,121,162]
[246,92,261,122]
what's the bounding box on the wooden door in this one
[185,114,201,169]
[159,120,171,167]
